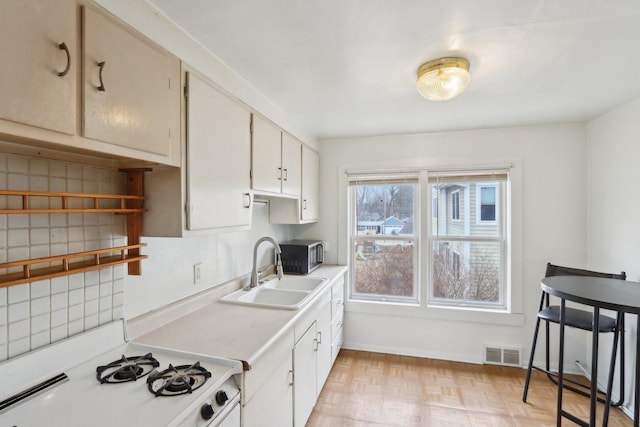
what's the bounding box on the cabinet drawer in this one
[331,310,344,342]
[331,283,344,319]
[331,327,343,363]
[294,288,330,343]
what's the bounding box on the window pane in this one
[431,240,502,304]
[353,238,415,297]
[350,180,417,302]
[480,186,496,221]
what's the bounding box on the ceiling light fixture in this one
[416,57,470,101]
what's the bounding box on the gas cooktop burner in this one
[146,362,212,397]
[96,353,160,384]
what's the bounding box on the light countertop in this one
[132,265,347,370]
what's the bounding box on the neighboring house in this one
[357,216,406,235]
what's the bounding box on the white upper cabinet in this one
[185,72,252,230]
[83,7,180,161]
[301,145,320,221]
[0,0,77,135]
[251,115,301,197]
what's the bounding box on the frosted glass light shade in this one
[416,57,470,101]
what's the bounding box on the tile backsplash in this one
[0,152,126,361]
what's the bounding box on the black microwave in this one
[279,240,324,274]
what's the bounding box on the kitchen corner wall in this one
[0,152,126,361]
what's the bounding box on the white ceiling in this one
[147,0,640,139]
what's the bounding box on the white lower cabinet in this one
[293,322,318,426]
[242,329,294,427]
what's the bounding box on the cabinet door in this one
[244,352,293,427]
[316,303,333,394]
[83,7,179,157]
[301,145,320,221]
[0,0,77,135]
[281,133,301,197]
[294,322,318,427]
[185,72,252,230]
[251,114,282,194]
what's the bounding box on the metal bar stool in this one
[522,262,626,406]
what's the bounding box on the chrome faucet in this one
[247,237,283,290]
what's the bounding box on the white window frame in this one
[476,183,498,225]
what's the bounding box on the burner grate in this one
[146,362,212,397]
[96,353,160,384]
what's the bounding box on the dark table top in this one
[542,275,640,314]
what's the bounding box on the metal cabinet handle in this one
[317,331,322,344]
[97,61,106,91]
[277,167,282,181]
[283,168,288,181]
[313,338,318,352]
[288,369,294,386]
[243,193,252,209]
[57,43,71,77]
[303,199,307,210]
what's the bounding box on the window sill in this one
[345,299,525,326]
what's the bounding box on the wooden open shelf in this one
[0,244,148,288]
[0,168,151,288]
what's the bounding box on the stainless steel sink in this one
[219,276,327,310]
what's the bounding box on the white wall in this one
[587,96,640,409]
[313,123,589,366]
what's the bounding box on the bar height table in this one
[541,275,640,426]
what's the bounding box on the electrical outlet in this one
[193,263,202,285]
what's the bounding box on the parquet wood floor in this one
[307,349,633,426]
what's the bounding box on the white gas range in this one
[0,320,243,427]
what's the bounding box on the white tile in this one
[0,287,6,305]
[8,301,29,322]
[68,241,84,254]
[113,278,125,294]
[68,273,84,290]
[98,310,112,325]
[29,244,49,259]
[31,330,50,350]
[68,304,84,322]
[0,344,7,362]
[67,164,82,179]
[30,280,50,299]
[8,214,29,228]
[29,159,49,176]
[51,276,68,294]
[50,309,67,327]
[8,318,30,340]
[8,173,29,191]
[30,212,49,227]
[29,175,48,192]
[99,278,113,294]
[83,213,98,226]
[49,162,66,178]
[0,325,6,344]
[50,243,69,257]
[84,299,99,316]
[8,337,30,358]
[0,306,6,326]
[0,154,6,172]
[99,295,112,311]
[7,228,29,246]
[50,227,68,244]
[68,213,83,226]
[68,319,84,335]
[84,225,99,240]
[83,166,99,182]
[84,314,99,330]
[51,325,68,343]
[49,176,66,193]
[50,213,67,227]
[7,156,28,173]
[112,292,124,308]
[85,285,99,301]
[31,297,50,316]
[31,313,50,333]
[68,226,84,242]
[51,293,68,311]
[0,215,6,230]
[30,228,50,245]
[85,271,99,287]
[85,240,99,251]
[8,284,29,304]
[69,288,83,305]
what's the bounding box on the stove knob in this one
[215,390,229,405]
[201,403,215,420]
